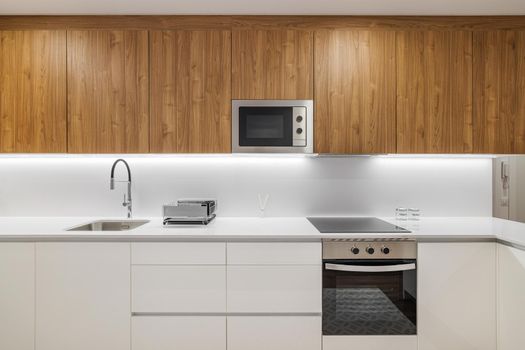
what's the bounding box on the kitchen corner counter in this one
[0,216,524,250]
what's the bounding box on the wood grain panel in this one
[67,30,149,153]
[150,30,231,153]
[0,16,234,31]
[232,29,313,99]
[314,30,396,154]
[473,31,525,154]
[232,16,525,31]
[2,16,525,31]
[0,30,66,152]
[396,31,473,153]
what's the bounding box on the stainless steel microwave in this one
[232,100,314,153]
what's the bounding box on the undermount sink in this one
[67,219,150,231]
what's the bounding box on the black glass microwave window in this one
[322,259,417,336]
[239,107,293,146]
[246,114,284,139]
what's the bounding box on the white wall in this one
[0,155,492,217]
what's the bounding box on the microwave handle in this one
[324,262,416,273]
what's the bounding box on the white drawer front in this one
[132,265,226,313]
[132,316,226,350]
[228,316,321,350]
[132,242,225,265]
[227,265,321,313]
[323,335,417,350]
[227,242,321,265]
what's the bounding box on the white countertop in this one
[0,216,524,249]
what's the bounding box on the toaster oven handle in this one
[324,262,416,273]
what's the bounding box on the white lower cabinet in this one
[131,242,226,265]
[6,237,523,350]
[131,243,322,350]
[132,316,226,350]
[0,243,35,350]
[227,242,321,265]
[497,244,525,350]
[227,316,321,350]
[323,335,417,350]
[227,265,321,313]
[132,265,226,313]
[417,242,496,350]
[35,243,130,350]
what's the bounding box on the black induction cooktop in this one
[307,217,411,233]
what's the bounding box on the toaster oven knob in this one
[296,127,303,135]
[296,115,303,122]
[366,246,375,255]
[350,246,360,255]
[381,247,390,255]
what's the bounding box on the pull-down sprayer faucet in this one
[110,159,132,218]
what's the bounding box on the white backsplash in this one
[0,155,492,217]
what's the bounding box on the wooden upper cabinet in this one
[314,30,396,154]
[232,29,313,99]
[0,31,66,152]
[473,31,525,154]
[396,31,473,153]
[67,30,149,153]
[150,30,231,153]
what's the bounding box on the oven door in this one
[238,106,293,147]
[322,259,417,336]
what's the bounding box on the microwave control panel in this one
[292,106,307,147]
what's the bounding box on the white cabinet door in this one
[132,316,226,350]
[227,243,321,265]
[0,243,35,350]
[418,242,496,350]
[227,316,321,350]
[36,243,130,350]
[132,242,226,265]
[227,265,321,313]
[497,244,525,350]
[132,265,226,313]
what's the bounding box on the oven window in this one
[323,259,417,336]
[239,107,293,146]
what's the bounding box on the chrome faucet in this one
[110,159,132,218]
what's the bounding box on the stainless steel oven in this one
[232,100,313,153]
[322,240,417,336]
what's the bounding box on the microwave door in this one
[238,107,293,147]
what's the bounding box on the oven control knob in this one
[296,115,303,123]
[350,247,360,255]
[381,247,390,255]
[366,246,375,255]
[296,128,303,134]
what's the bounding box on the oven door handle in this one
[324,262,416,273]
